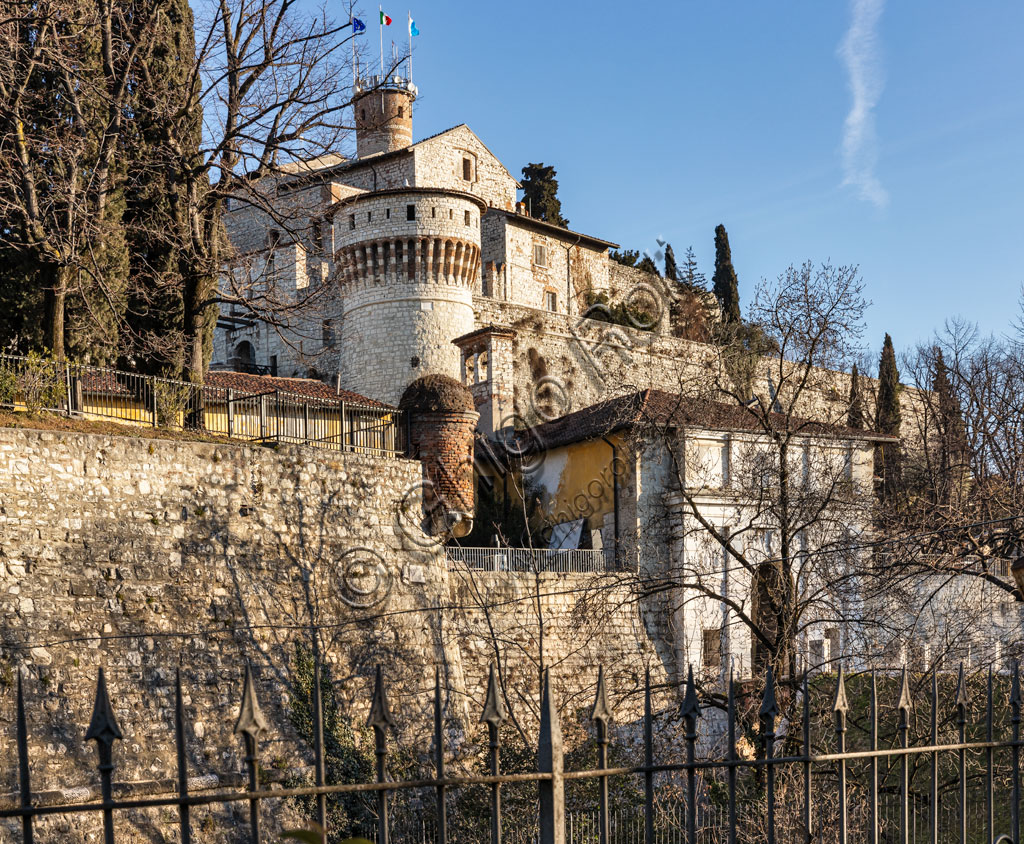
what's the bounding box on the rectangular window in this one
[533,243,548,267]
[544,291,557,312]
[809,639,825,670]
[407,204,416,221]
[367,211,372,222]
[349,214,356,230]
[322,319,335,348]
[385,208,391,220]
[269,355,278,377]
[702,628,722,668]
[309,218,323,255]
[431,207,436,218]
[462,157,473,181]
[825,627,840,663]
[464,210,471,226]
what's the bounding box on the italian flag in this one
[380,10,392,25]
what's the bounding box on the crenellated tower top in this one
[353,75,418,158]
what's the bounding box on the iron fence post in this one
[834,667,849,844]
[227,389,235,438]
[175,669,192,844]
[870,670,879,844]
[538,669,565,844]
[760,666,779,844]
[726,672,737,844]
[591,666,613,844]
[235,663,269,844]
[898,667,913,844]
[956,664,968,844]
[434,667,447,844]
[368,665,396,844]
[986,667,995,844]
[151,376,158,427]
[16,671,34,844]
[85,669,122,844]
[643,668,654,844]
[682,666,700,844]
[1011,661,1021,844]
[312,656,328,843]
[482,664,507,844]
[930,672,938,844]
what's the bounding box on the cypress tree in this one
[931,349,968,505]
[520,163,568,228]
[876,334,901,435]
[663,243,678,282]
[123,0,204,375]
[712,224,741,324]
[875,333,903,501]
[848,363,864,429]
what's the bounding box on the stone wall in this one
[0,425,672,841]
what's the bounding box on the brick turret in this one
[400,375,478,538]
[353,76,417,158]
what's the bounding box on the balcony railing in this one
[446,546,613,573]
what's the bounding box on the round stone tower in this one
[353,76,417,158]
[334,187,485,405]
[400,375,478,538]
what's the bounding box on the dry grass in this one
[0,409,243,446]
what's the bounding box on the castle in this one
[214,73,646,426]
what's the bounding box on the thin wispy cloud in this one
[838,0,888,208]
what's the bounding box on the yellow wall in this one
[529,434,621,531]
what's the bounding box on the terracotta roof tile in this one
[513,389,895,453]
[205,371,391,407]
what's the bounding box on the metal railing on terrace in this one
[3,656,1024,844]
[445,546,614,573]
[0,354,406,457]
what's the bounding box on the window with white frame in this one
[533,243,548,267]
[544,290,557,312]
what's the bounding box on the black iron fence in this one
[0,354,406,457]
[3,660,1024,844]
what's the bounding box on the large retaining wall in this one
[0,426,673,841]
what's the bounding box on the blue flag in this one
[409,18,419,36]
[351,17,366,33]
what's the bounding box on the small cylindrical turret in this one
[353,77,417,158]
[400,375,478,538]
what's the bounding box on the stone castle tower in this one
[335,78,483,405]
[352,75,416,157]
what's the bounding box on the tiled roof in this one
[513,389,895,453]
[205,371,391,407]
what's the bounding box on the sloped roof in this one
[513,389,895,453]
[205,371,391,407]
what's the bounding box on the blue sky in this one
[363,0,1023,361]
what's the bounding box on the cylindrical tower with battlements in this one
[353,76,417,158]
[334,188,485,405]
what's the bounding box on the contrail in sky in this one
[839,0,888,208]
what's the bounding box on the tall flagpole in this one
[378,5,385,78]
[407,11,412,80]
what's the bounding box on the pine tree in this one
[875,333,903,501]
[637,255,659,276]
[848,363,864,429]
[678,246,706,290]
[610,249,639,267]
[520,163,568,228]
[663,243,678,282]
[712,224,741,324]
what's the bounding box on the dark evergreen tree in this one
[637,255,659,275]
[609,249,639,267]
[520,163,568,228]
[712,224,741,324]
[678,246,706,290]
[931,348,968,505]
[123,0,204,375]
[875,333,903,501]
[847,363,864,429]
[663,243,678,281]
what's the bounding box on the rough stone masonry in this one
[0,425,673,842]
